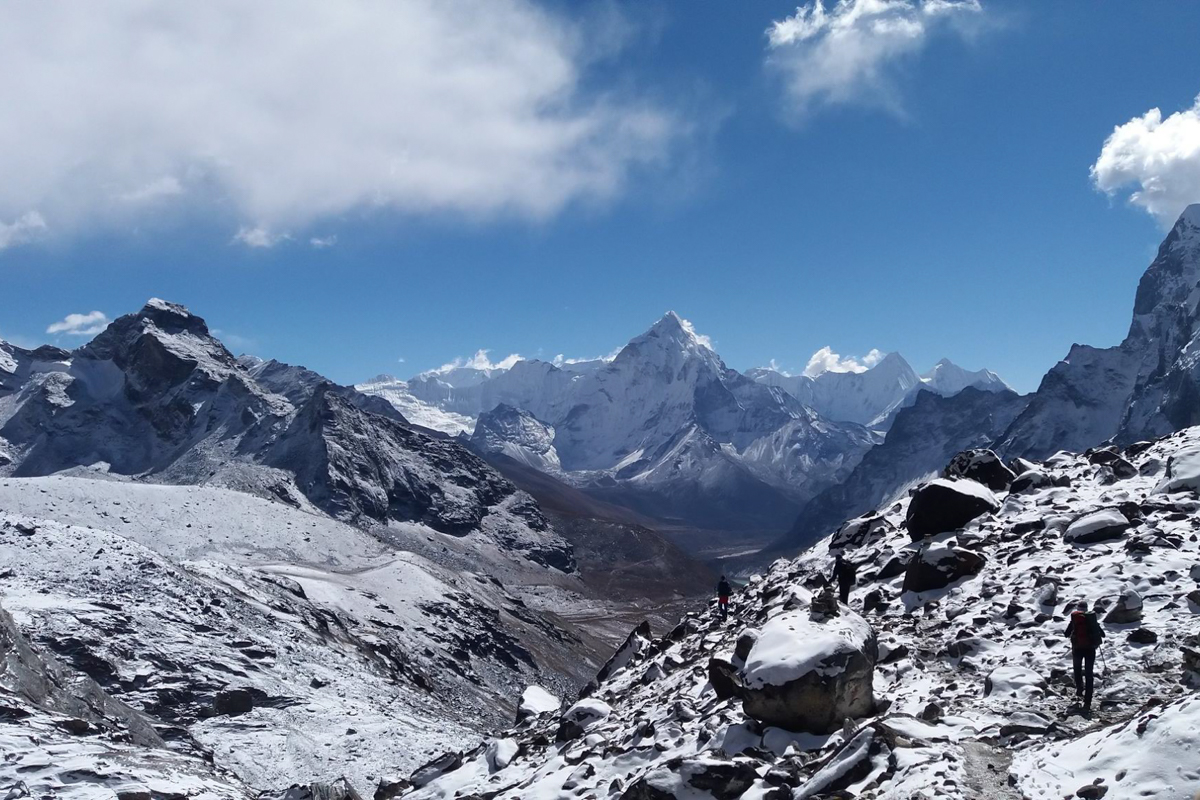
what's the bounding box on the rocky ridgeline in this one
[400,429,1200,799]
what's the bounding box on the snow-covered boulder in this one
[830,514,893,551]
[984,665,1047,700]
[556,698,611,742]
[901,545,986,594]
[1153,445,1200,494]
[1010,468,1054,494]
[944,449,1015,490]
[1064,508,1130,544]
[516,685,559,723]
[485,738,518,772]
[1103,587,1143,624]
[740,609,876,733]
[904,478,999,540]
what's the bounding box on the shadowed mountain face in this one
[0,299,571,569]
[999,204,1200,458]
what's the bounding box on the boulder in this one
[877,549,915,579]
[830,514,893,550]
[373,778,409,800]
[516,684,560,723]
[945,449,1016,490]
[682,757,760,800]
[1064,509,1130,544]
[1011,469,1055,494]
[1104,588,1143,624]
[1127,628,1157,645]
[734,629,760,664]
[485,737,518,772]
[902,545,986,594]
[740,609,876,734]
[708,657,744,700]
[410,751,463,788]
[213,688,253,716]
[556,697,611,742]
[905,479,999,540]
[984,666,1048,700]
[1153,446,1200,494]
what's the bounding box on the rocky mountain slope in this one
[1000,204,1200,458]
[0,298,572,569]
[400,428,1200,800]
[776,387,1030,555]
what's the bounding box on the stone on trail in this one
[902,544,986,594]
[945,449,1016,490]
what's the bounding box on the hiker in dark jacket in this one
[717,576,732,618]
[833,554,857,605]
[1065,600,1105,712]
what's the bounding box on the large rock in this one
[902,545,986,594]
[945,449,1016,490]
[1010,469,1055,494]
[905,479,999,540]
[830,514,893,551]
[740,609,876,734]
[1064,509,1130,544]
[1153,446,1200,494]
[1104,587,1143,624]
[516,685,560,723]
[556,698,611,742]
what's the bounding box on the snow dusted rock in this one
[740,609,876,733]
[1013,695,1200,799]
[1010,468,1054,494]
[1153,444,1200,494]
[984,665,1048,700]
[1104,586,1144,624]
[516,685,560,723]
[1064,508,1131,544]
[904,478,999,540]
[556,697,612,741]
[733,627,759,663]
[485,738,519,772]
[944,449,1015,490]
[409,751,464,788]
[830,513,892,551]
[901,544,986,594]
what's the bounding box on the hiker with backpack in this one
[832,554,857,606]
[1065,600,1105,713]
[717,575,732,619]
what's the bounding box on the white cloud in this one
[46,311,110,336]
[0,211,48,251]
[232,226,288,248]
[677,316,714,349]
[431,349,523,375]
[1091,94,1200,227]
[766,0,982,117]
[803,346,885,377]
[0,1,679,250]
[551,348,622,366]
[767,358,790,376]
[309,235,338,248]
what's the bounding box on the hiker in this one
[717,575,732,618]
[833,554,857,605]
[1065,600,1105,712]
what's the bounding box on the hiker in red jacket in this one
[1065,600,1105,713]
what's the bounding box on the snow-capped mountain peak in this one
[921,358,1011,396]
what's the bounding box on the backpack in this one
[1071,610,1103,648]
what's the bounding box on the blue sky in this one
[2,1,1200,392]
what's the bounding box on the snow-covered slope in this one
[400,427,1200,800]
[0,474,608,794]
[355,375,476,435]
[1000,204,1200,458]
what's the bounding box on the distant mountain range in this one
[357,314,1009,537]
